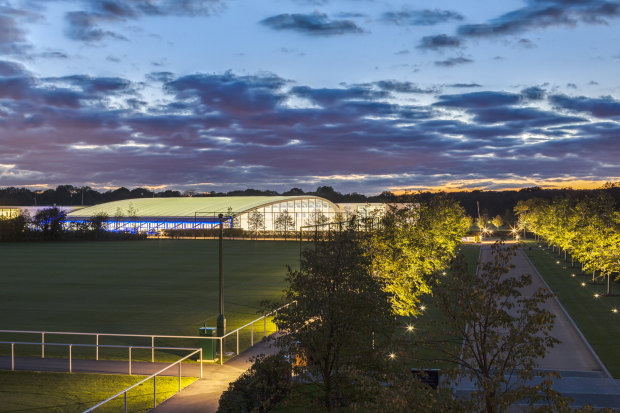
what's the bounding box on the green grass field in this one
[0,239,299,412]
[0,371,196,412]
[523,241,620,377]
[0,239,299,361]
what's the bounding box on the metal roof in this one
[66,196,335,219]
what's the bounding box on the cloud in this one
[374,80,437,94]
[65,11,127,41]
[260,12,364,35]
[434,56,473,67]
[0,6,37,55]
[0,63,618,193]
[64,0,223,42]
[549,94,620,118]
[457,0,620,39]
[434,91,521,108]
[382,8,463,26]
[418,34,461,50]
[450,83,482,88]
[521,86,546,100]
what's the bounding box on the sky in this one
[0,0,619,195]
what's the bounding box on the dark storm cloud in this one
[457,0,620,39]
[418,34,461,50]
[260,12,364,35]
[434,57,473,67]
[549,94,620,118]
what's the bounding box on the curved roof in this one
[66,196,336,219]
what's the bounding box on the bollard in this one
[96,334,99,360]
[69,344,72,373]
[11,343,14,371]
[251,323,254,346]
[151,336,155,362]
[129,347,132,375]
[41,332,45,359]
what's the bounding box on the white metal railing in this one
[82,349,202,413]
[0,302,293,366]
[1,341,202,378]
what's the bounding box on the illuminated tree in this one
[274,210,295,239]
[248,210,264,238]
[367,195,471,316]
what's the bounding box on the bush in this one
[218,353,292,413]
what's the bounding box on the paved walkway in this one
[151,337,278,413]
[455,245,620,409]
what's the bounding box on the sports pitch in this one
[0,239,300,336]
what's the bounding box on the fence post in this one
[151,336,155,362]
[124,391,127,413]
[264,316,267,337]
[96,334,99,360]
[200,349,203,379]
[41,332,45,359]
[129,347,132,375]
[251,323,254,347]
[69,344,72,373]
[178,362,182,391]
[274,310,278,333]
[236,330,239,356]
[11,343,14,371]
[220,338,223,365]
[153,376,157,408]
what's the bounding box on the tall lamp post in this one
[217,214,226,350]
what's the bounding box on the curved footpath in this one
[455,245,620,409]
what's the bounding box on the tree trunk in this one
[608,274,611,296]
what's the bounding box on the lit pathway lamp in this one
[217,214,226,354]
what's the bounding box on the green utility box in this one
[199,326,216,361]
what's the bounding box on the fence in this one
[1,340,201,376]
[0,302,293,366]
[82,349,202,412]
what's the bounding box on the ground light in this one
[406,325,415,332]
[388,353,396,360]
[581,282,586,287]
[612,309,618,314]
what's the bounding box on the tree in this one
[366,195,471,316]
[32,207,67,240]
[274,210,295,239]
[491,215,503,230]
[248,210,264,238]
[274,224,397,410]
[426,243,565,412]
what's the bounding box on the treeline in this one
[1,184,619,220]
[514,190,620,293]
[0,207,145,242]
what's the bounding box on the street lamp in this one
[217,214,226,350]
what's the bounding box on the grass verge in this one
[522,241,620,378]
[0,370,196,412]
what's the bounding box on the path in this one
[151,337,278,413]
[455,245,620,409]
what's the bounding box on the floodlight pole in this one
[217,214,226,348]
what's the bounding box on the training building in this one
[64,196,341,233]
